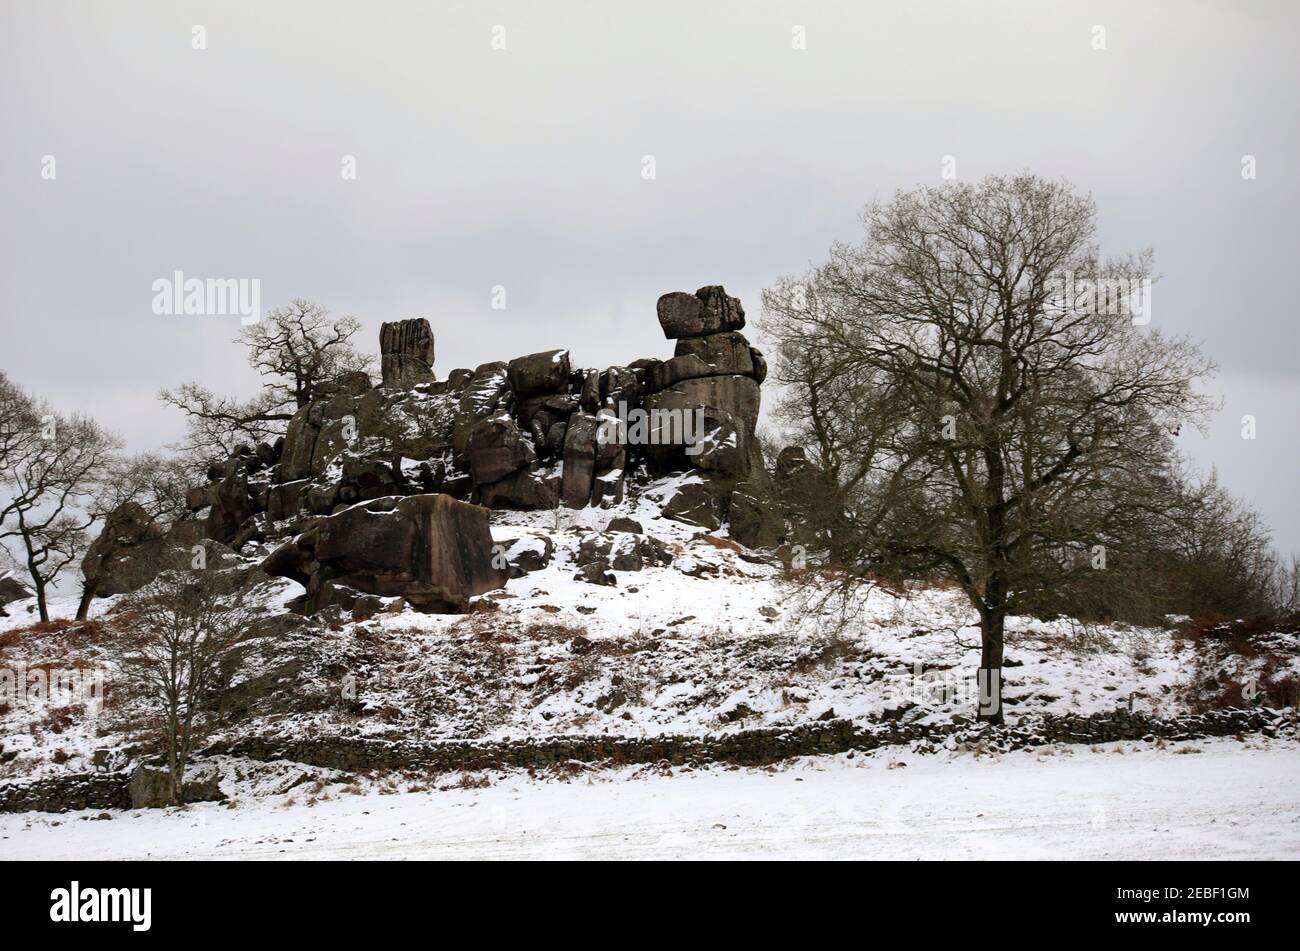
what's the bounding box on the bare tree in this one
[0,399,120,622]
[1268,555,1300,615]
[157,382,290,466]
[762,174,1216,721]
[1149,466,1297,619]
[241,299,374,408]
[111,570,253,805]
[160,299,374,464]
[0,371,41,472]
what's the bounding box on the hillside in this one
[3,481,1296,799]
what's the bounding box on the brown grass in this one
[1176,613,1300,711]
[0,617,109,651]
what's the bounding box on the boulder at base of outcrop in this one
[656,285,746,339]
[574,562,617,586]
[592,460,626,508]
[578,532,673,573]
[479,464,561,510]
[380,318,435,389]
[658,472,724,530]
[128,764,226,809]
[267,494,507,613]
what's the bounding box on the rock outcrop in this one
[111,282,779,618]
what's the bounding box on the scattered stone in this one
[720,702,757,723]
[660,476,723,530]
[502,535,554,577]
[574,562,617,586]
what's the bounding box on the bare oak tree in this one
[762,174,1216,720]
[160,299,374,465]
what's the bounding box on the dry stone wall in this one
[4,708,1289,814]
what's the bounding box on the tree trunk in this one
[167,709,182,806]
[33,578,49,623]
[74,582,97,621]
[977,603,1005,723]
[176,713,193,807]
[980,437,1009,724]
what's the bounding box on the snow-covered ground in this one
[3,477,1296,872]
[2,485,1297,786]
[3,736,1295,860]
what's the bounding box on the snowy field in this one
[4,736,1296,860]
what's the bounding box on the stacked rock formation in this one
[644,285,766,478]
[379,318,435,388]
[82,285,782,616]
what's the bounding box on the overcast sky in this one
[1,0,1296,553]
